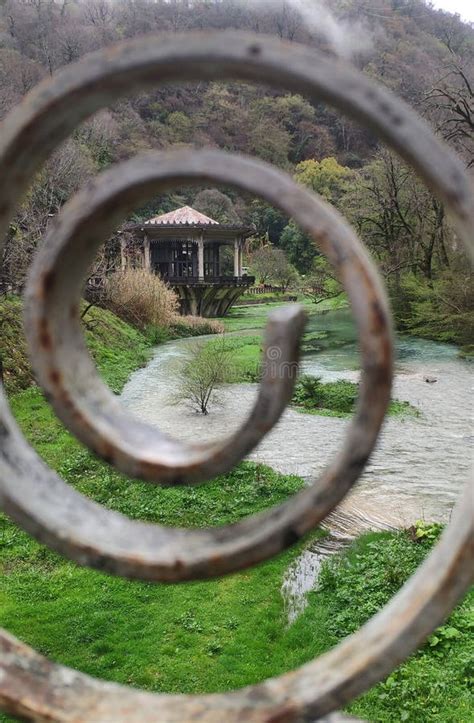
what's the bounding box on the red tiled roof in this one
[145,205,219,226]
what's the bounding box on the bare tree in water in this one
[173,338,233,415]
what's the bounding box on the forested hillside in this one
[1,0,473,348]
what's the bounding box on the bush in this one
[173,338,233,414]
[144,325,173,345]
[293,375,357,414]
[105,269,179,330]
[391,270,474,349]
[171,316,225,337]
[292,374,417,417]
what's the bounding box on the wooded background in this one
[0,0,473,346]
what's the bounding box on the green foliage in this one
[392,271,474,350]
[144,324,174,345]
[293,375,357,414]
[314,531,474,722]
[303,256,343,305]
[248,115,291,167]
[193,189,240,224]
[280,220,319,273]
[248,200,288,245]
[279,157,354,273]
[413,520,444,543]
[0,297,151,395]
[318,532,428,635]
[164,111,193,144]
[294,157,354,200]
[292,375,418,418]
[81,305,152,393]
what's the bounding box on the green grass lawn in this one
[222,300,292,333]
[0,459,312,696]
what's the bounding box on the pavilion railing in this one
[0,30,472,723]
[166,274,255,285]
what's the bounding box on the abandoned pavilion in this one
[124,206,255,317]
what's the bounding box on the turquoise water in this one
[121,308,472,526]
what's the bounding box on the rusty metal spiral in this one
[0,31,472,722]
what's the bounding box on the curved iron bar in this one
[0,30,472,722]
[0,150,392,581]
[24,149,391,486]
[0,484,471,721]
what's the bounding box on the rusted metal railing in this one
[0,31,472,722]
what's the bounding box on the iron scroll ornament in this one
[0,30,472,722]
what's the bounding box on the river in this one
[120,308,472,622]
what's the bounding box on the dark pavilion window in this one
[204,244,220,278]
[151,240,198,280]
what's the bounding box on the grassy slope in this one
[0,298,313,703]
[0,460,309,696]
[0,297,150,395]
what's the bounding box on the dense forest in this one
[0,0,473,349]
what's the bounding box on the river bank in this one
[119,301,471,631]
[0,300,472,722]
[122,304,471,526]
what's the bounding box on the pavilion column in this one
[143,234,151,272]
[198,237,204,281]
[238,238,243,277]
[234,239,240,278]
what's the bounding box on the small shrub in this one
[292,375,357,414]
[292,375,324,409]
[105,269,179,330]
[173,338,234,414]
[319,379,357,414]
[171,316,224,337]
[410,520,444,543]
[145,325,173,345]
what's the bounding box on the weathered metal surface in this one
[0,29,472,723]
